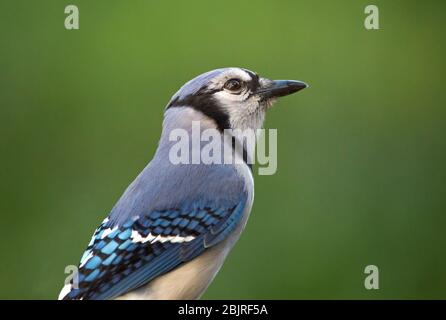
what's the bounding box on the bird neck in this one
[158,107,255,170]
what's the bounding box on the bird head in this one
[166,67,307,131]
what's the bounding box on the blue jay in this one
[59,67,307,300]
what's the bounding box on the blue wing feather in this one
[63,194,247,300]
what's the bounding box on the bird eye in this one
[223,79,243,92]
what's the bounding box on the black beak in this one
[258,80,308,99]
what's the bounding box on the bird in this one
[58,67,307,300]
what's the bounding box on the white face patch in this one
[208,68,270,131]
[207,68,253,98]
[131,230,195,244]
[217,94,266,131]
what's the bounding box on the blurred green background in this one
[1,0,445,299]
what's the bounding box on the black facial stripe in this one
[166,96,252,168]
[166,92,230,132]
[166,92,252,168]
[163,69,263,170]
[242,69,260,93]
[231,136,253,172]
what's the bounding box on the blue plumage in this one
[64,195,247,300]
[59,67,305,300]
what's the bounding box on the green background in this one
[1,0,445,299]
